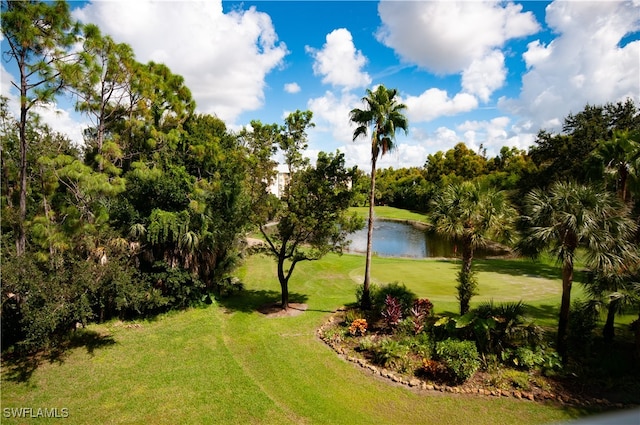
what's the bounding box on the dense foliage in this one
[2,2,639,376]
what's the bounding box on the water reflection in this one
[346,219,501,259]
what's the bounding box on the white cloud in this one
[1,64,18,114]
[402,89,478,123]
[338,142,426,170]
[501,0,640,132]
[306,28,371,90]
[307,90,360,144]
[32,103,88,147]
[377,1,539,74]
[73,0,287,124]
[461,50,506,103]
[284,82,301,94]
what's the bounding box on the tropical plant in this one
[429,182,517,314]
[591,129,640,203]
[519,181,638,360]
[381,295,403,329]
[350,85,408,309]
[435,339,480,383]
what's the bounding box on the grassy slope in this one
[2,253,595,425]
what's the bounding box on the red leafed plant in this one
[382,295,403,329]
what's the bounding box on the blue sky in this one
[2,1,639,170]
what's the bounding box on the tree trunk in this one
[635,310,640,360]
[361,155,377,310]
[603,298,618,342]
[277,256,289,310]
[17,68,28,256]
[557,261,574,362]
[458,243,474,315]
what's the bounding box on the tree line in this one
[351,94,640,361]
[2,1,639,364]
[1,1,361,350]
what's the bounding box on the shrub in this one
[382,295,403,329]
[410,298,434,334]
[500,345,562,374]
[396,317,417,336]
[345,308,365,326]
[371,338,410,370]
[435,339,480,383]
[419,358,449,382]
[349,318,368,336]
[358,335,376,351]
[404,332,433,358]
[372,282,416,317]
[500,369,531,391]
[567,300,599,358]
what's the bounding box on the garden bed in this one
[317,308,635,409]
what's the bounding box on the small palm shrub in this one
[435,339,480,383]
[371,338,410,370]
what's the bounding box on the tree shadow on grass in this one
[524,303,560,323]
[217,289,309,314]
[216,288,336,315]
[471,258,562,280]
[2,329,116,383]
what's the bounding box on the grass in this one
[1,252,618,424]
[351,205,429,224]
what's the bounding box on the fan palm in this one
[349,85,408,309]
[591,129,640,202]
[520,181,637,360]
[430,182,517,314]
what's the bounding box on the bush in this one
[345,308,365,326]
[500,345,562,374]
[371,338,410,370]
[419,358,450,382]
[382,295,403,329]
[349,319,368,336]
[567,300,599,358]
[410,298,434,334]
[403,332,433,358]
[435,339,480,383]
[373,282,416,314]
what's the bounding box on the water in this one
[346,219,504,259]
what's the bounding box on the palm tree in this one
[520,181,637,360]
[349,85,408,310]
[430,182,517,314]
[584,270,638,343]
[591,129,640,202]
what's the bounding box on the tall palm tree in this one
[430,182,517,314]
[520,181,637,360]
[349,85,408,309]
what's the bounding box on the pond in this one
[346,219,506,259]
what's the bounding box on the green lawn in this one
[351,205,429,224]
[2,252,609,424]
